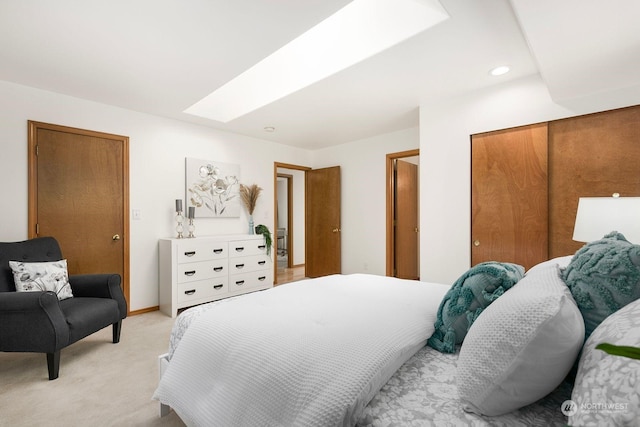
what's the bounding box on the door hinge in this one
[36,223,39,235]
[36,145,39,156]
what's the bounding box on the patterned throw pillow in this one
[427,261,524,353]
[569,298,640,426]
[9,260,73,300]
[561,231,640,341]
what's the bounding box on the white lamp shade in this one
[573,197,640,244]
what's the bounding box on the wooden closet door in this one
[471,123,548,270]
[548,106,640,258]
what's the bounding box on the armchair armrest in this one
[69,274,127,318]
[0,291,69,352]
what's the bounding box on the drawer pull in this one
[258,276,266,281]
[184,251,196,257]
[235,263,245,269]
[213,248,223,254]
[213,284,223,290]
[258,245,266,250]
[184,270,196,276]
[213,266,223,272]
[235,280,245,286]
[235,247,244,252]
[258,261,266,265]
[184,289,196,295]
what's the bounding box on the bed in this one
[155,232,640,426]
[153,274,450,426]
[357,346,572,426]
[153,267,581,427]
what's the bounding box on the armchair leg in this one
[47,351,60,380]
[112,320,122,343]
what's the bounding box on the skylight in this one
[184,0,449,123]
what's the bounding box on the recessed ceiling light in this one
[490,65,511,76]
[185,0,449,123]
[264,126,275,133]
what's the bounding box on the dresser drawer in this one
[177,277,229,304]
[177,241,227,263]
[160,235,273,317]
[228,239,268,258]
[177,260,227,283]
[229,270,271,292]
[228,254,271,274]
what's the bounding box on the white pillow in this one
[569,298,640,426]
[9,259,73,300]
[457,260,584,416]
[525,255,573,275]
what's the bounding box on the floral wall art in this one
[185,157,241,218]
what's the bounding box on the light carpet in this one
[0,310,185,427]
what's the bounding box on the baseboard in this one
[129,306,159,316]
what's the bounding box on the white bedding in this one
[153,273,450,427]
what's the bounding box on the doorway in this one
[273,162,341,283]
[386,149,420,279]
[28,121,130,312]
[274,163,309,285]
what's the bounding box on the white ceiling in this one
[1,0,639,149]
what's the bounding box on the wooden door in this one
[28,121,129,307]
[395,159,419,279]
[305,166,341,277]
[471,123,548,270]
[548,106,640,257]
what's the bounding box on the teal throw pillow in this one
[561,231,640,341]
[427,261,524,353]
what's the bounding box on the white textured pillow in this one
[457,261,584,416]
[9,259,73,300]
[569,298,640,426]
[525,255,573,275]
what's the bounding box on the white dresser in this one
[159,234,273,317]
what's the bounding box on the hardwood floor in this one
[276,265,306,285]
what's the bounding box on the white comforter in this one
[153,273,449,427]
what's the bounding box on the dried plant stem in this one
[240,184,262,215]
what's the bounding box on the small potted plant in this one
[254,224,272,256]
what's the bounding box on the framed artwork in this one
[185,157,241,217]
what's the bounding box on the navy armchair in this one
[0,237,127,380]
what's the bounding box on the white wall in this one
[7,73,633,309]
[419,74,639,284]
[313,127,420,276]
[290,169,306,265]
[0,80,312,311]
[276,178,288,230]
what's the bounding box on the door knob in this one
[473,240,480,247]
[112,234,121,241]
[332,228,341,233]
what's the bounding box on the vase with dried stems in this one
[240,183,262,234]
